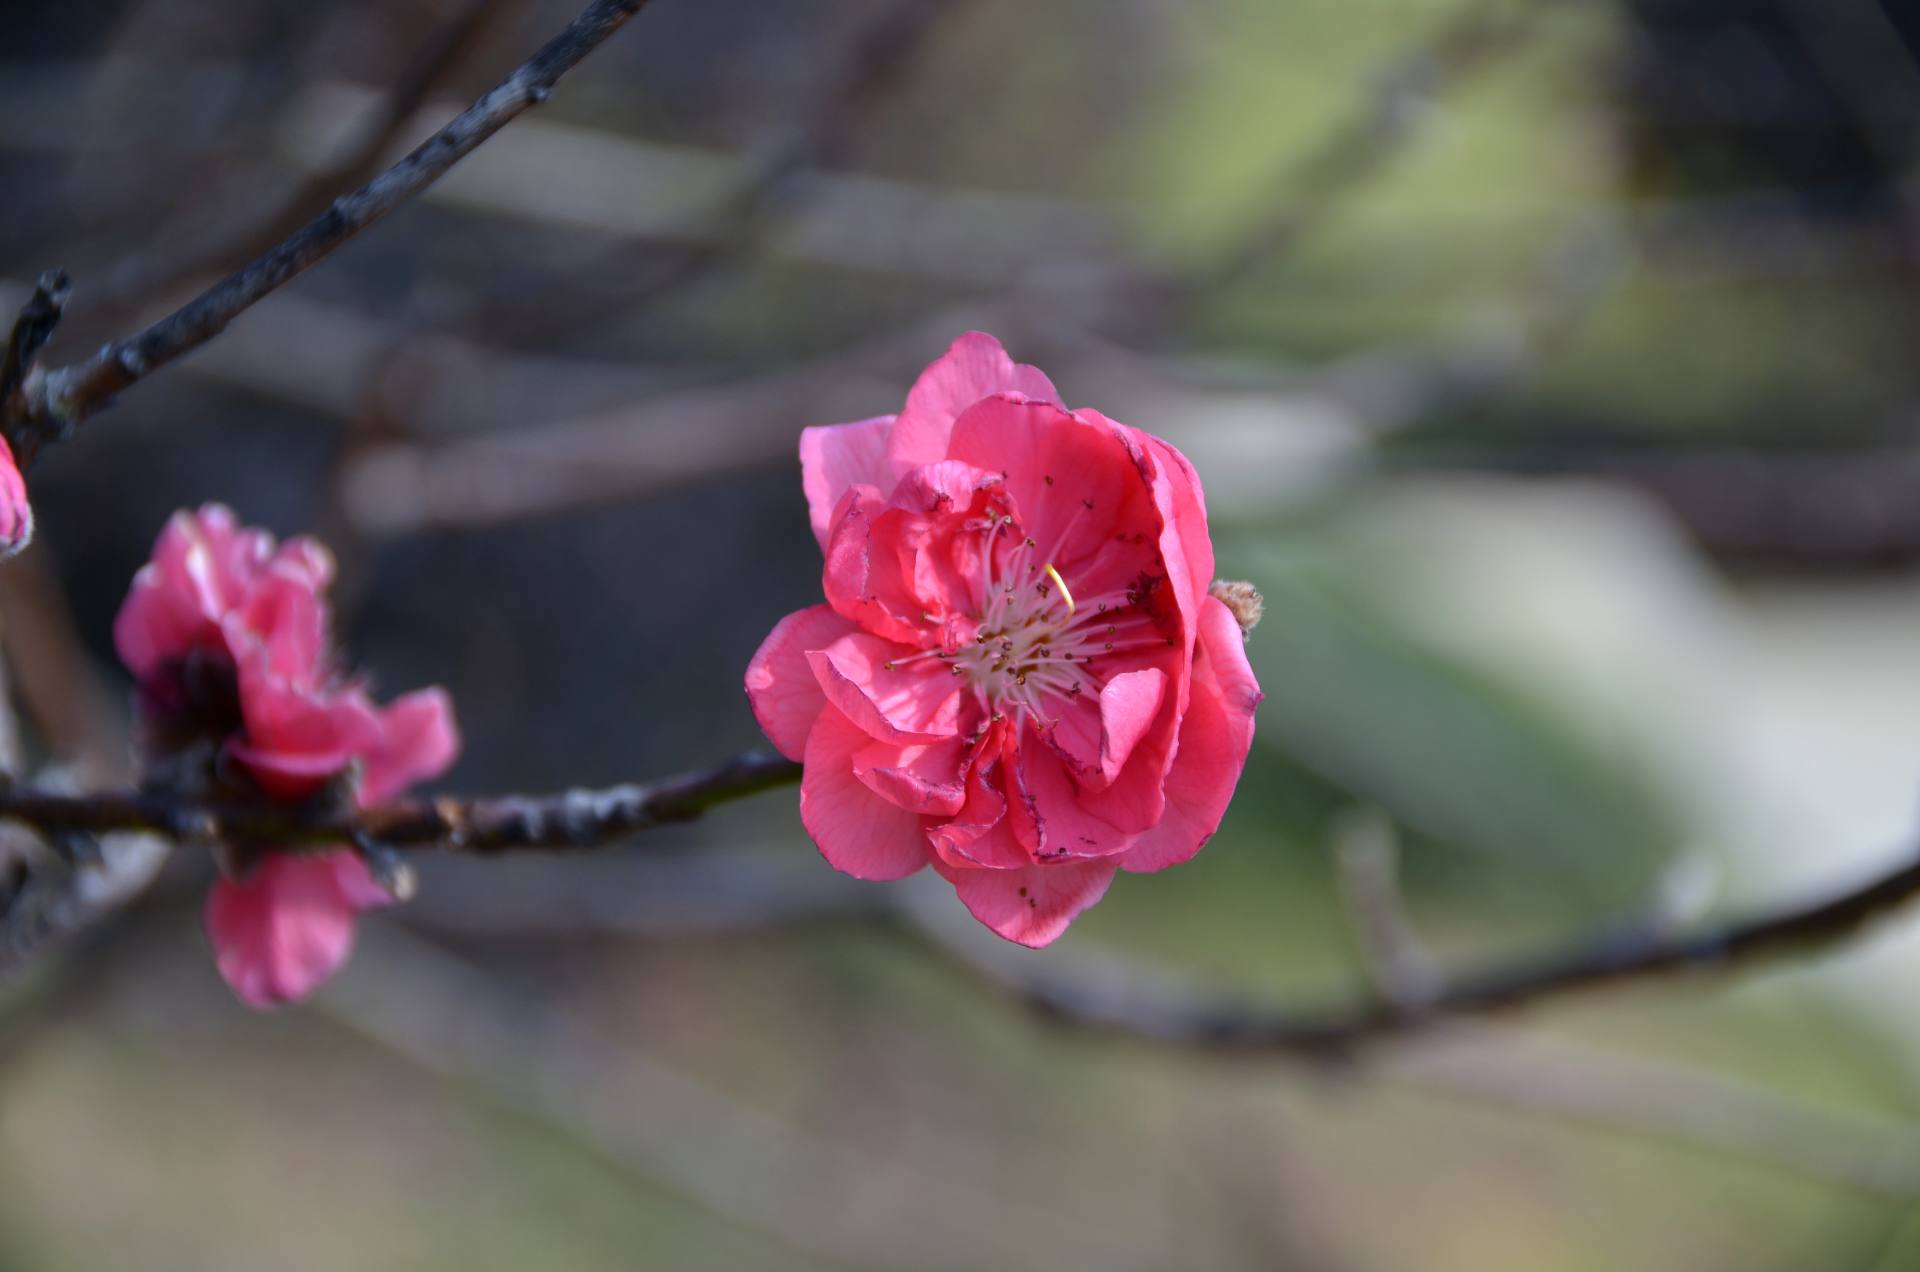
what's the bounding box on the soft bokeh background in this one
[6,0,1920,1266]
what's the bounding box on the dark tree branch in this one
[2,0,653,461]
[0,753,802,856]
[3,742,1920,1052]
[0,271,71,423]
[902,843,1920,1056]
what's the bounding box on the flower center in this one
[919,508,1168,725]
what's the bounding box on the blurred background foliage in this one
[6,0,1920,1267]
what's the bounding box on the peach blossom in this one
[748,333,1260,945]
[114,505,459,1007]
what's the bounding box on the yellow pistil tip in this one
[1044,562,1075,615]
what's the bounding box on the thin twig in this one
[895,840,1920,1055]
[0,753,802,854]
[1331,808,1442,1011]
[2,0,653,459]
[489,0,973,341]
[0,271,71,420]
[1125,0,1548,334]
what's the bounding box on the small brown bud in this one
[1209,579,1264,641]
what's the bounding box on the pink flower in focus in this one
[113,504,459,1007]
[0,436,32,558]
[746,333,1261,946]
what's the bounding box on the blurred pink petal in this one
[0,436,33,558]
[205,851,389,1009]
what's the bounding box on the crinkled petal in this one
[746,604,862,761]
[821,486,929,645]
[886,332,1060,477]
[226,566,330,683]
[946,397,1160,589]
[931,856,1117,948]
[1040,666,1169,789]
[229,663,383,801]
[800,708,929,880]
[928,724,1030,869]
[204,851,385,1008]
[1018,734,1143,860]
[113,505,334,685]
[1094,667,1168,784]
[800,415,896,550]
[808,632,963,742]
[1119,597,1263,873]
[855,734,968,816]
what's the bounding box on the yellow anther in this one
[1043,562,1075,615]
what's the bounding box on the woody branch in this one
[0,0,653,463]
[5,755,1920,1050]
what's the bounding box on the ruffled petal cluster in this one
[114,505,458,1006]
[748,333,1261,945]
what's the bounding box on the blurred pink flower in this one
[113,504,459,1007]
[114,503,333,693]
[206,687,458,1009]
[0,436,32,558]
[747,332,1261,946]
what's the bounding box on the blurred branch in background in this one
[1139,0,1558,332]
[895,831,1920,1055]
[0,0,654,461]
[394,858,1920,1203]
[487,0,980,345]
[1384,1022,1920,1197]
[100,0,518,311]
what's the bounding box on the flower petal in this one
[800,415,896,550]
[800,707,929,880]
[886,332,1060,477]
[945,397,1160,589]
[822,486,929,645]
[1018,734,1143,859]
[204,851,383,1008]
[1120,596,1263,873]
[932,856,1117,948]
[362,688,460,805]
[228,662,383,801]
[0,436,32,559]
[746,604,862,761]
[808,632,963,742]
[854,734,968,815]
[1042,666,1169,790]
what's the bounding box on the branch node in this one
[352,830,418,902]
[1,269,72,434]
[1334,808,1443,1014]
